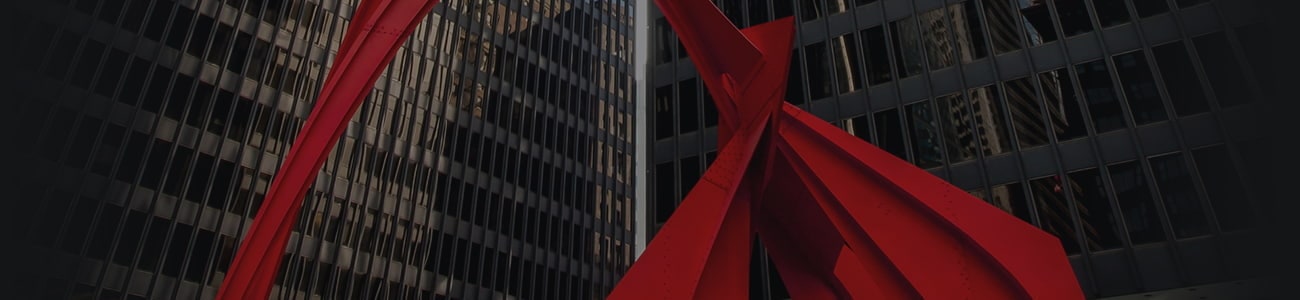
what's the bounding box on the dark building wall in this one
[0,0,636,299]
[647,0,1278,298]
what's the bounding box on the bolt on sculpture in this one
[216,0,1084,299]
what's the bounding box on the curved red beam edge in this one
[217,0,1083,299]
[216,0,441,299]
[606,0,1085,299]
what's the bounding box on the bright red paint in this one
[606,0,1084,299]
[216,0,440,299]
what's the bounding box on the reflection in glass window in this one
[986,0,1038,53]
[786,49,806,105]
[830,34,864,94]
[655,18,674,64]
[1075,60,1127,133]
[1029,176,1081,255]
[1113,51,1168,125]
[860,26,894,85]
[935,94,978,163]
[873,108,908,160]
[1133,0,1170,18]
[678,79,700,133]
[846,114,872,142]
[654,162,677,223]
[919,6,957,70]
[1148,153,1210,238]
[890,17,925,78]
[826,0,850,15]
[806,41,834,99]
[1151,42,1209,116]
[968,85,1014,155]
[1190,145,1253,231]
[1019,0,1061,42]
[655,85,674,139]
[952,1,990,62]
[906,101,944,168]
[989,181,1035,223]
[801,0,824,21]
[1108,161,1167,245]
[1054,0,1095,37]
[1068,168,1125,251]
[1194,32,1254,107]
[1004,77,1050,148]
[1092,0,1131,27]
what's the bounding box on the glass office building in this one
[1,0,636,299]
[649,0,1276,298]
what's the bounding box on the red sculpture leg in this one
[216,0,440,299]
[606,122,767,299]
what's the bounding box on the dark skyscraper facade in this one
[649,0,1277,298]
[1,0,636,299]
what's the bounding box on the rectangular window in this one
[786,49,806,105]
[873,108,907,160]
[826,0,850,15]
[801,0,824,21]
[655,18,673,64]
[953,1,990,62]
[1190,145,1253,231]
[774,0,795,18]
[1151,42,1210,116]
[1055,0,1095,37]
[846,114,873,142]
[655,162,677,223]
[919,6,957,70]
[968,85,1014,155]
[1017,0,1058,43]
[750,0,771,24]
[989,181,1035,223]
[1113,51,1169,125]
[1108,161,1166,245]
[1067,168,1125,251]
[935,94,977,163]
[890,17,925,78]
[906,101,944,168]
[702,79,719,128]
[1004,77,1050,148]
[805,41,834,99]
[680,156,702,199]
[1028,176,1081,255]
[830,34,864,94]
[678,79,700,133]
[654,85,674,140]
[1075,60,1127,133]
[1092,0,1131,27]
[982,0,1032,53]
[1148,153,1210,238]
[860,26,894,85]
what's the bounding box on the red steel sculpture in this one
[216,0,441,298]
[606,0,1084,299]
[218,0,1083,298]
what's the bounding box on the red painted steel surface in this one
[216,0,440,299]
[217,0,1081,298]
[607,0,1085,299]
